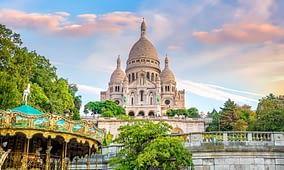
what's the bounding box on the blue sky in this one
[1,0,283,114]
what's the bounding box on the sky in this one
[0,0,283,114]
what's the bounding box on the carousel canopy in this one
[11,105,44,115]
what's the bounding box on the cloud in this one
[178,79,259,104]
[193,22,284,44]
[206,84,264,97]
[0,9,140,37]
[77,84,104,95]
[234,0,275,22]
[192,0,284,45]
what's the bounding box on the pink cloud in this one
[0,9,140,37]
[193,22,284,44]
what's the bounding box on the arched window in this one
[149,92,153,105]
[132,73,135,81]
[140,91,144,101]
[151,73,154,81]
[128,74,131,83]
[165,86,170,92]
[147,72,150,79]
[131,97,134,105]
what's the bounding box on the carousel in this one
[0,86,105,170]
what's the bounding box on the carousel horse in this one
[23,84,30,105]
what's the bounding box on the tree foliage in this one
[110,121,193,170]
[206,100,256,131]
[84,100,126,117]
[0,24,79,116]
[249,94,284,131]
[219,99,238,131]
[166,107,200,118]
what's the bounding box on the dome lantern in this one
[141,18,146,37]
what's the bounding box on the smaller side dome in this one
[160,56,175,82]
[110,56,126,83]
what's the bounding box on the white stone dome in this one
[128,36,158,61]
[160,57,175,82]
[126,19,160,73]
[110,56,126,83]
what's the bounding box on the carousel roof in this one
[0,105,105,146]
[10,105,43,115]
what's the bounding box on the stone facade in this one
[100,19,185,116]
[94,117,205,138]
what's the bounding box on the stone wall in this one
[180,132,284,170]
[83,116,205,138]
[192,151,284,170]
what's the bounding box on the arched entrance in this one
[128,111,135,116]
[172,127,184,134]
[148,111,155,117]
[138,111,145,116]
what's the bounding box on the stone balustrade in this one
[174,131,284,170]
[175,131,284,147]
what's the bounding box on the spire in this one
[165,55,169,68]
[117,55,121,68]
[141,18,146,37]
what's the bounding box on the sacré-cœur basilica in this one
[100,19,185,117]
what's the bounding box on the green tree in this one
[166,109,175,117]
[72,112,81,120]
[110,121,193,170]
[0,24,77,115]
[84,100,126,117]
[249,95,284,131]
[166,108,200,118]
[187,107,200,118]
[206,109,219,131]
[219,99,238,131]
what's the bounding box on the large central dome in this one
[126,19,160,73]
[128,36,158,61]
